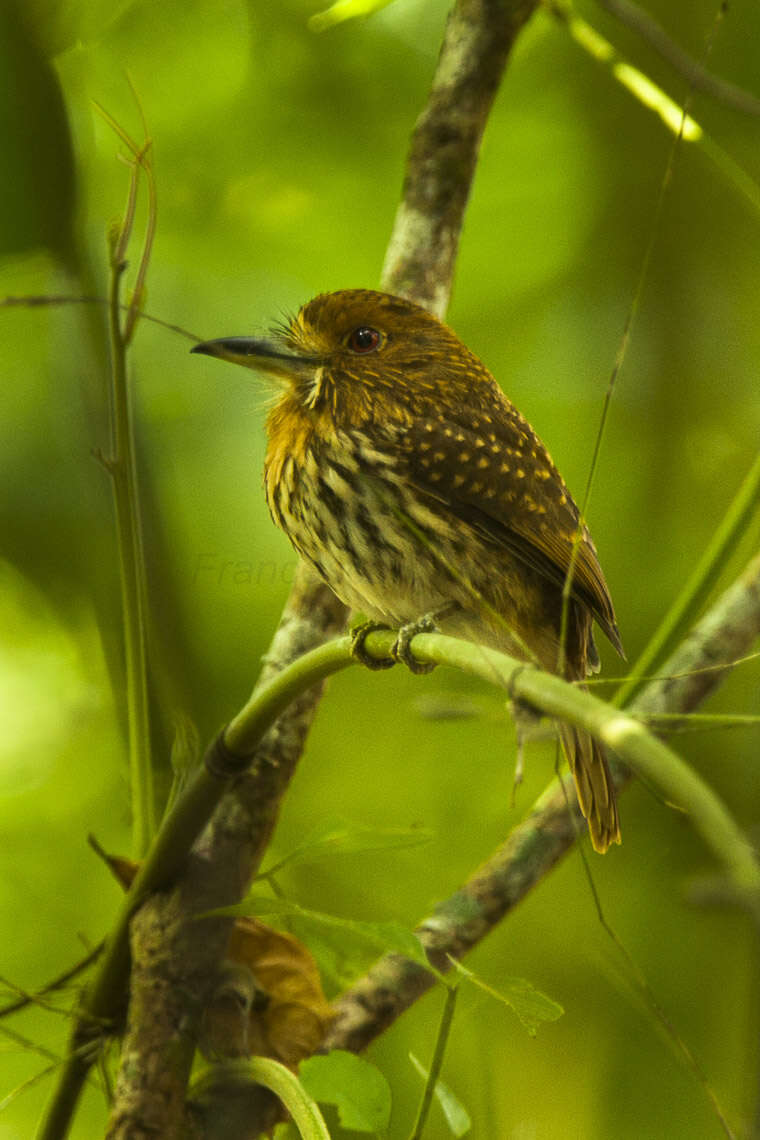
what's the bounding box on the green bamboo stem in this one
[95,106,159,858]
[106,239,155,856]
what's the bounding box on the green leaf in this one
[450,960,564,1036]
[214,895,431,970]
[260,816,433,877]
[299,1051,392,1133]
[409,1053,471,1138]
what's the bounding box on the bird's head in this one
[191,289,496,426]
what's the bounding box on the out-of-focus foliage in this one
[1,0,759,1136]
[0,3,76,262]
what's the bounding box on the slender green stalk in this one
[638,712,760,731]
[615,451,760,708]
[106,194,155,856]
[37,627,760,1138]
[121,79,156,345]
[94,104,160,857]
[247,1058,331,1139]
[38,117,160,1138]
[225,638,356,754]
[414,633,760,896]
[408,984,459,1140]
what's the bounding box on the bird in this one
[192,289,624,852]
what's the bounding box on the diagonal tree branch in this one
[323,551,760,1053]
[381,0,538,315]
[103,574,347,1140]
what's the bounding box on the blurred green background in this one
[1,0,759,1136]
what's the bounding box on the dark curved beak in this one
[191,336,319,382]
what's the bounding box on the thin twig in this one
[596,0,760,117]
[0,293,199,343]
[408,985,459,1140]
[0,948,102,1020]
[105,157,155,857]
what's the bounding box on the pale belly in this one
[267,440,454,624]
[263,432,565,668]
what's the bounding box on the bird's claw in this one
[391,614,438,675]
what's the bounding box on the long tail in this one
[559,723,621,853]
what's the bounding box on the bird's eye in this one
[347,326,382,354]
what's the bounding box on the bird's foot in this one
[391,613,438,675]
[350,613,440,674]
[350,620,396,670]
